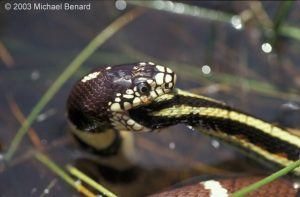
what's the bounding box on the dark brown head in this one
[67,62,176,132]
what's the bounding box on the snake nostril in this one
[163,83,173,89]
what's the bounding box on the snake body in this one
[151,176,298,197]
[67,62,300,194]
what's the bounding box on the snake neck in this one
[129,89,300,176]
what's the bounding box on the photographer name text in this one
[5,2,91,11]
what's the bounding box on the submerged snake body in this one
[67,62,300,194]
[151,176,298,197]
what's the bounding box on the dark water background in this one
[0,1,299,196]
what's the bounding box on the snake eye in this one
[137,82,151,95]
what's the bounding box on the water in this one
[0,1,299,196]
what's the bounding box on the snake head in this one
[67,62,176,132]
[107,62,177,113]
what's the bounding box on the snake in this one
[67,62,300,195]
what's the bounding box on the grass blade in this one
[35,152,97,197]
[67,165,117,197]
[231,160,300,197]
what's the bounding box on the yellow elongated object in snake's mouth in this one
[67,62,300,177]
